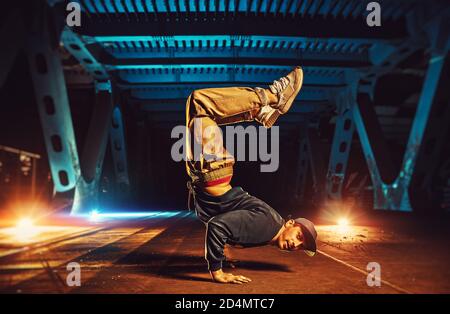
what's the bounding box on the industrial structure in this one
[0,0,449,294]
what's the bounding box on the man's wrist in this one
[208,261,223,272]
[210,268,223,276]
[210,268,224,281]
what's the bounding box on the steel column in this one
[26,6,81,192]
[72,81,114,214]
[110,107,131,195]
[410,53,450,212]
[326,89,356,201]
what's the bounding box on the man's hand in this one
[210,269,252,284]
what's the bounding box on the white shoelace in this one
[269,77,289,94]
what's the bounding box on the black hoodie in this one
[192,186,285,271]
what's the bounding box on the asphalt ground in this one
[0,211,449,294]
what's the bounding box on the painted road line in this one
[317,249,412,294]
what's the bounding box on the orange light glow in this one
[337,218,349,227]
[12,217,40,242]
[336,217,351,233]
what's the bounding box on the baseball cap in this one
[294,217,317,257]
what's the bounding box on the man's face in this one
[277,220,304,251]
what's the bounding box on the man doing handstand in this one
[185,66,317,284]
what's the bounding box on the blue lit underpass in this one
[0,0,449,294]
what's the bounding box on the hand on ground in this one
[211,269,251,284]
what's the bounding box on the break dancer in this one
[185,66,317,284]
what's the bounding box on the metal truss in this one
[409,55,450,212]
[326,88,356,201]
[75,0,409,39]
[74,0,415,22]
[87,35,373,68]
[352,11,450,211]
[22,2,130,214]
[359,5,450,97]
[61,27,109,81]
[72,80,115,214]
[354,51,449,211]
[115,65,346,86]
[26,4,81,193]
[36,0,448,214]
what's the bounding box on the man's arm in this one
[206,216,252,284]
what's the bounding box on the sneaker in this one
[269,66,303,114]
[255,105,279,128]
[255,67,304,128]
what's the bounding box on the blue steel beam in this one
[61,27,109,80]
[360,7,450,96]
[26,9,81,193]
[72,0,421,21]
[410,53,450,212]
[91,35,375,51]
[353,53,448,211]
[72,80,115,214]
[114,65,346,86]
[326,89,356,201]
[90,35,373,65]
[75,10,409,39]
[25,3,118,214]
[110,107,131,194]
[103,56,368,68]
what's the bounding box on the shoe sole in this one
[264,110,280,128]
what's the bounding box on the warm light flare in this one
[337,218,349,227]
[336,217,351,233]
[13,217,40,241]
